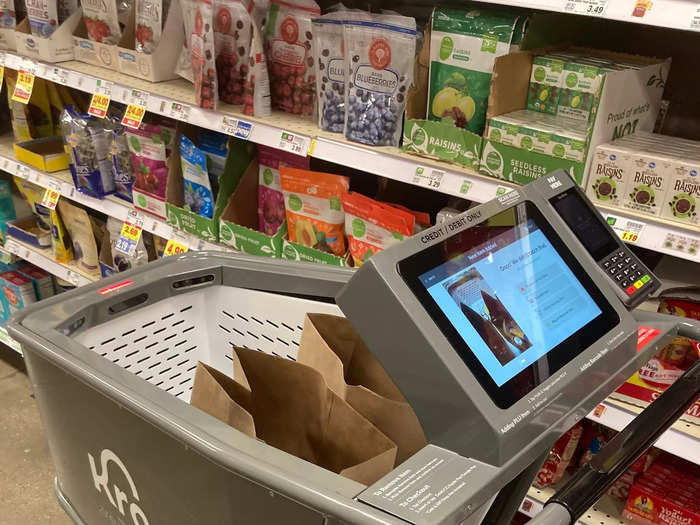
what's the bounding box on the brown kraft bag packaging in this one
[297,313,427,466]
[190,346,397,486]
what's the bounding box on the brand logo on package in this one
[119,51,136,62]
[497,190,520,206]
[89,449,150,525]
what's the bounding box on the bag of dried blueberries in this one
[190,0,218,109]
[265,0,320,116]
[343,14,416,147]
[213,0,253,105]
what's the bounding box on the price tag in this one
[16,165,31,180]
[412,167,443,190]
[95,79,113,97]
[220,116,239,135]
[167,101,190,121]
[48,66,69,85]
[692,6,700,30]
[40,185,61,210]
[164,238,189,256]
[121,104,146,129]
[220,116,253,139]
[563,0,607,16]
[20,59,37,75]
[278,131,308,156]
[1,159,9,172]
[0,66,4,92]
[115,211,144,256]
[606,214,645,244]
[3,239,18,255]
[128,89,149,108]
[11,70,35,104]
[88,93,111,118]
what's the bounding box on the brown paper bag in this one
[190,347,397,486]
[297,314,427,466]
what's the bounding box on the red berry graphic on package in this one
[369,38,391,70]
[281,16,298,44]
[215,7,232,33]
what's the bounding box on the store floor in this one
[0,346,72,525]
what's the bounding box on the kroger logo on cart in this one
[88,449,150,525]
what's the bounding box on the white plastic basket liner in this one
[74,285,341,403]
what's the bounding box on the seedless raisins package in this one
[213,0,253,104]
[343,15,416,147]
[83,0,122,44]
[266,0,320,116]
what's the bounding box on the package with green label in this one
[557,59,607,122]
[527,55,565,115]
[428,6,526,135]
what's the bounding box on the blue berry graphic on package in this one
[180,135,215,219]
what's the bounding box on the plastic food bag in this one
[57,0,77,25]
[26,0,58,37]
[83,0,122,43]
[60,107,116,199]
[58,200,100,278]
[242,22,271,116]
[126,123,170,200]
[257,144,308,235]
[5,71,32,142]
[175,0,195,82]
[180,134,215,218]
[199,130,229,202]
[342,191,414,266]
[265,0,320,116]
[49,207,73,263]
[136,0,171,53]
[14,178,52,247]
[106,217,149,271]
[190,0,218,109]
[534,423,583,488]
[0,0,17,29]
[213,0,253,104]
[280,167,349,256]
[343,14,416,146]
[110,119,135,202]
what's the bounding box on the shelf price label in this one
[115,211,144,256]
[127,89,149,108]
[278,131,308,156]
[220,116,253,140]
[121,104,146,129]
[48,66,69,85]
[164,238,188,257]
[606,214,645,244]
[167,101,190,121]
[65,270,82,287]
[620,231,639,243]
[692,6,700,30]
[40,184,61,210]
[412,167,443,190]
[89,93,111,118]
[563,0,607,16]
[15,164,31,180]
[95,79,113,97]
[11,70,35,104]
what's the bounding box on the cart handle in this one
[536,345,700,525]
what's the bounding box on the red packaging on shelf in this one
[533,423,583,488]
[624,483,700,525]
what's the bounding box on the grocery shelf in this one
[521,484,629,525]
[0,136,225,253]
[0,325,22,354]
[477,0,700,33]
[2,237,96,286]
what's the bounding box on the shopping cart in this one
[8,252,700,525]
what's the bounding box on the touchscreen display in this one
[417,216,602,387]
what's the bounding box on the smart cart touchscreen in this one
[398,201,619,408]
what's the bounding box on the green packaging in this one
[557,60,606,121]
[402,119,483,169]
[527,55,565,115]
[428,7,524,135]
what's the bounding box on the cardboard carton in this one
[71,16,121,69]
[13,137,69,172]
[14,11,80,62]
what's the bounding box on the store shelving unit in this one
[522,484,629,525]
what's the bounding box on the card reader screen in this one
[398,201,619,408]
[418,218,601,387]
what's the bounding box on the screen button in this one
[626,285,636,295]
[634,280,644,289]
[641,274,651,284]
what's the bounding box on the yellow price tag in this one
[621,231,639,243]
[40,188,61,210]
[88,93,111,118]
[164,239,188,257]
[121,104,146,129]
[11,70,35,104]
[120,221,143,243]
[0,66,4,93]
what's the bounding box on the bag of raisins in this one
[265,0,320,116]
[343,14,416,147]
[189,0,218,109]
[243,22,271,117]
[83,0,122,44]
[213,0,253,105]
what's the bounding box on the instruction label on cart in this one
[359,446,489,524]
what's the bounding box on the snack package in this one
[252,0,266,29]
[190,0,218,109]
[280,167,349,256]
[343,14,416,146]
[58,0,78,24]
[313,14,344,132]
[136,0,170,53]
[106,217,149,271]
[111,119,135,202]
[16,262,56,299]
[428,7,523,134]
[5,71,33,142]
[176,0,195,82]
[14,178,52,246]
[534,423,583,488]
[199,130,229,201]
[60,107,116,199]
[242,21,271,116]
[57,200,100,278]
[180,134,215,218]
[126,123,170,200]
[257,144,309,235]
[49,207,74,263]
[83,0,122,43]
[0,0,17,29]
[47,82,67,136]
[27,78,55,139]
[578,422,616,466]
[342,192,414,266]
[26,0,59,37]
[213,0,253,104]
[265,0,320,116]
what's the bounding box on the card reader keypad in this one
[601,250,652,296]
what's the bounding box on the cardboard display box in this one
[281,238,350,267]
[13,137,69,172]
[0,26,16,51]
[6,216,51,248]
[14,11,80,63]
[72,15,122,70]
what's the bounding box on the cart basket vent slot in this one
[172,274,215,289]
[109,294,148,315]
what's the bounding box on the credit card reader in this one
[335,170,699,525]
[533,171,660,309]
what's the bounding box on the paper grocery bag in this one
[297,313,427,466]
[190,348,397,486]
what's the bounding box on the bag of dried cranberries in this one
[242,22,271,116]
[213,0,253,105]
[189,0,218,109]
[265,0,320,116]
